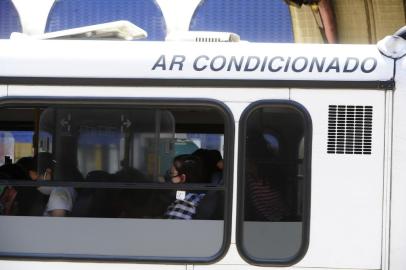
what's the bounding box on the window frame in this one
[236,99,312,266]
[0,97,234,264]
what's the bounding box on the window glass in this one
[0,103,231,261]
[237,102,311,265]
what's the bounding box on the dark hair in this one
[16,157,36,172]
[206,150,222,169]
[0,164,29,180]
[192,149,223,181]
[34,152,56,175]
[173,154,203,183]
[193,149,222,166]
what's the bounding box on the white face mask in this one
[37,186,54,195]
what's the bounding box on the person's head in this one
[216,159,224,171]
[16,156,37,180]
[206,150,223,172]
[170,155,203,184]
[0,163,29,180]
[34,152,56,181]
[192,149,223,181]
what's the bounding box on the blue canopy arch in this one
[190,0,293,42]
[46,0,166,41]
[0,0,22,38]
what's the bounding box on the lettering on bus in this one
[152,55,378,74]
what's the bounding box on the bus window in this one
[237,101,311,265]
[0,101,232,262]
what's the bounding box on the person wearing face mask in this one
[164,155,206,220]
[35,153,77,217]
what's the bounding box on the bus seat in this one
[194,191,224,220]
[71,170,111,217]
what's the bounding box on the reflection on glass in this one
[0,104,228,260]
[1,106,226,220]
[241,105,308,262]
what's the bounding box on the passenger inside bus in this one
[0,154,79,217]
[15,156,48,216]
[0,162,30,215]
[35,153,77,217]
[0,106,226,220]
[190,148,224,220]
[165,154,206,219]
[192,149,223,184]
[244,114,293,221]
[109,166,157,218]
[245,159,289,221]
[70,170,112,217]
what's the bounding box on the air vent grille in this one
[195,37,222,42]
[327,105,373,154]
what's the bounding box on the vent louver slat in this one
[327,105,373,155]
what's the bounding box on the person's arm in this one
[45,187,75,217]
[49,209,67,217]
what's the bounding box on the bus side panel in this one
[390,58,406,270]
[0,261,186,270]
[6,85,288,103]
[291,89,385,269]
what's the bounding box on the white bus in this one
[0,24,405,270]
